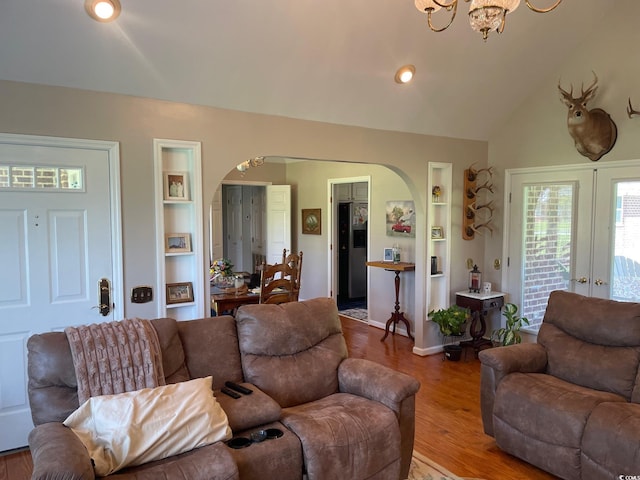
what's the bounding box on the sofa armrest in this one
[477,343,547,436]
[338,358,420,412]
[29,422,95,480]
[338,358,420,479]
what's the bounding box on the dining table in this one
[210,286,260,316]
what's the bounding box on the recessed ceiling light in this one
[394,65,415,84]
[85,0,121,22]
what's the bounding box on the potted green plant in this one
[428,305,470,336]
[428,305,470,361]
[492,303,530,346]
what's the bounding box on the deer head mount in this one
[558,72,617,162]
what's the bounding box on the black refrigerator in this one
[338,202,367,302]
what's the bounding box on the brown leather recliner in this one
[479,290,640,480]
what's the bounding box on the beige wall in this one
[486,1,640,330]
[0,79,486,350]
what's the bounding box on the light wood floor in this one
[0,316,558,480]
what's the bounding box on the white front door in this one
[0,134,122,451]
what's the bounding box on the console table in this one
[455,291,505,356]
[366,261,415,342]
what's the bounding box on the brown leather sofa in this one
[27,297,420,479]
[479,290,640,480]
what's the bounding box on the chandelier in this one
[236,156,265,173]
[414,0,562,40]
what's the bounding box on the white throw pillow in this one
[64,376,231,476]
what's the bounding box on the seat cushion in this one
[281,393,400,480]
[493,372,625,480]
[581,402,640,480]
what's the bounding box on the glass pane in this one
[521,183,574,329]
[11,166,34,188]
[612,181,640,301]
[35,167,58,188]
[60,168,83,190]
[0,166,8,187]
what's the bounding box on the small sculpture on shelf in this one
[432,185,442,203]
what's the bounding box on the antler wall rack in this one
[463,164,495,240]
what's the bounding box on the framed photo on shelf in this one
[431,226,444,239]
[166,282,194,304]
[302,208,321,235]
[383,248,393,262]
[165,233,191,253]
[163,171,189,201]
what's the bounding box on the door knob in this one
[571,276,588,284]
[594,279,608,286]
[95,278,112,316]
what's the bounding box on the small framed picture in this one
[302,208,321,235]
[383,248,393,262]
[166,282,194,304]
[431,226,444,239]
[165,233,191,253]
[163,171,189,201]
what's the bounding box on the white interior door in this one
[0,135,122,451]
[224,185,243,271]
[265,185,291,264]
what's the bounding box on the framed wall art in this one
[431,226,444,239]
[302,208,321,235]
[386,200,415,238]
[165,233,191,253]
[163,171,189,201]
[166,282,194,304]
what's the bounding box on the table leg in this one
[380,270,414,342]
[460,310,492,356]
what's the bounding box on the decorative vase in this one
[212,274,235,290]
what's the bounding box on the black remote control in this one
[220,386,241,399]
[225,381,253,395]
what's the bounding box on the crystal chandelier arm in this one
[525,0,562,13]
[427,0,458,32]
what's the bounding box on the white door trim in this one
[0,133,124,320]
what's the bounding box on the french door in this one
[505,161,640,330]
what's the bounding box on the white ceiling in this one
[0,0,623,141]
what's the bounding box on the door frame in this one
[327,176,371,304]
[0,133,124,320]
[502,159,640,333]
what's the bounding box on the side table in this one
[455,291,505,356]
[366,261,415,342]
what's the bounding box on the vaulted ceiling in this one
[0,0,624,140]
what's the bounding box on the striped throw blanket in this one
[65,318,165,405]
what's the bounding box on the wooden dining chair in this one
[282,249,303,301]
[259,261,296,304]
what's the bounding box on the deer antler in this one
[468,221,494,236]
[475,179,494,194]
[628,98,640,118]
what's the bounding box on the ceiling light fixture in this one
[395,65,416,84]
[413,0,562,40]
[85,0,121,22]
[236,156,265,174]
